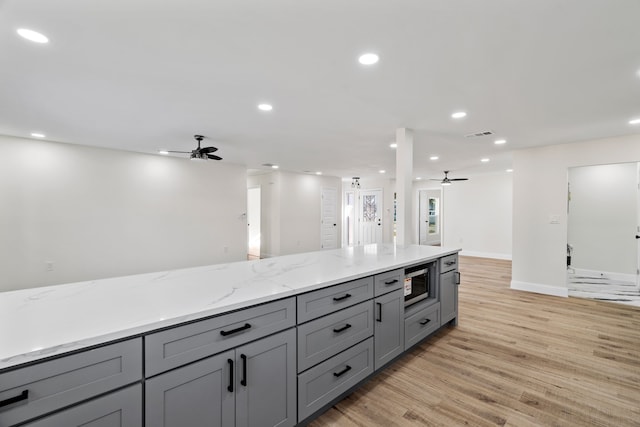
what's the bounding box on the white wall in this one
[568,163,637,274]
[512,134,640,296]
[248,170,342,257]
[441,174,513,258]
[0,135,247,292]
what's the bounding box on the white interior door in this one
[247,187,261,259]
[321,187,338,249]
[419,190,441,245]
[637,162,640,290]
[359,189,383,245]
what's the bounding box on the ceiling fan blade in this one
[449,178,469,181]
[206,154,222,160]
[166,150,191,154]
[200,146,218,154]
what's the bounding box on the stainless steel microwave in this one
[404,261,437,307]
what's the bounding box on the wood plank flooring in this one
[308,256,640,426]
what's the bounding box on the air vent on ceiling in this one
[465,130,494,138]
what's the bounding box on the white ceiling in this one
[2,0,640,180]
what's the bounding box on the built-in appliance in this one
[404,261,437,307]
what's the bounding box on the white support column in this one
[395,128,414,246]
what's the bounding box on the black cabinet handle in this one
[333,293,351,302]
[376,302,382,322]
[445,261,456,266]
[384,279,399,285]
[220,323,251,336]
[333,365,352,378]
[227,359,234,392]
[419,318,431,326]
[454,272,461,285]
[333,323,351,333]
[240,354,247,387]
[0,390,28,408]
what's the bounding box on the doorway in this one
[247,186,261,260]
[342,188,384,246]
[418,190,442,246]
[321,187,338,249]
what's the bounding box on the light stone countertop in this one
[0,244,459,371]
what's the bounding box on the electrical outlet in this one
[45,261,54,272]
[549,215,560,224]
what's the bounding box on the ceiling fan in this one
[167,135,222,161]
[430,170,469,186]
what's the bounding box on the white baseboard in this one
[570,267,636,283]
[510,280,568,297]
[459,250,512,260]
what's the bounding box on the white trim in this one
[510,280,568,297]
[459,250,512,260]
[570,267,636,283]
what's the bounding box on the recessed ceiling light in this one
[481,158,490,163]
[379,170,386,174]
[272,165,279,169]
[494,139,507,145]
[416,177,422,180]
[451,111,467,119]
[358,53,379,65]
[429,156,439,160]
[629,118,640,125]
[17,28,49,44]
[258,103,273,111]
[389,143,397,148]
[158,150,169,155]
[315,171,322,175]
[506,169,514,173]
[31,132,45,138]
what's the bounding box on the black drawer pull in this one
[376,302,382,322]
[454,272,461,285]
[0,390,29,408]
[384,279,399,285]
[333,365,352,378]
[419,318,431,326]
[445,261,456,266]
[240,354,247,387]
[333,323,352,333]
[220,323,251,336]
[227,359,234,392]
[333,293,351,302]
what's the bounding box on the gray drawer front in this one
[297,337,374,422]
[0,338,142,427]
[297,301,373,372]
[405,303,441,350]
[440,254,459,273]
[145,297,295,376]
[373,269,403,297]
[297,277,373,323]
[23,384,142,427]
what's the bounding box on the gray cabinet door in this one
[24,384,142,427]
[440,269,458,325]
[235,329,296,427]
[145,350,235,427]
[374,289,404,370]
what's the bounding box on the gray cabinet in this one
[374,289,404,370]
[405,302,440,350]
[145,329,296,427]
[440,269,459,325]
[24,384,142,427]
[235,328,296,427]
[145,350,234,427]
[439,253,459,326]
[0,338,142,427]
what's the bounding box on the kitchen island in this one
[0,244,460,426]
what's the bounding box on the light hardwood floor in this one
[308,256,640,426]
